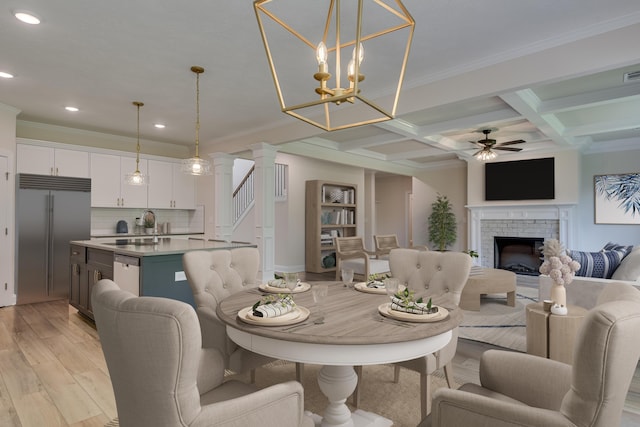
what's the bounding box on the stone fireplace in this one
[467,204,576,271]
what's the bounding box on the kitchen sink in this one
[103,238,171,246]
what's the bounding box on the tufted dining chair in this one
[422,281,640,427]
[361,248,472,418]
[183,248,302,382]
[92,279,314,427]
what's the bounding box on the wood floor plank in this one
[0,322,19,352]
[43,334,100,376]
[32,359,103,424]
[74,368,117,420]
[13,327,57,365]
[68,413,111,427]
[13,390,67,427]
[0,349,43,397]
[0,374,22,427]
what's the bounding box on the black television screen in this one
[485,157,555,201]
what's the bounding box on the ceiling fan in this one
[469,129,525,160]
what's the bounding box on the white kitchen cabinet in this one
[147,160,195,209]
[17,144,89,178]
[90,153,147,208]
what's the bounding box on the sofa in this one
[539,243,640,309]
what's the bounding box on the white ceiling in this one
[1,1,640,173]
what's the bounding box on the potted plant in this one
[143,216,155,234]
[428,194,457,251]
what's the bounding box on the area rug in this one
[231,361,449,427]
[458,285,538,352]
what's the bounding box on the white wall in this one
[375,175,412,248]
[413,162,468,251]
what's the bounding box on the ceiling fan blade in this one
[471,149,484,156]
[494,146,523,152]
[496,139,525,146]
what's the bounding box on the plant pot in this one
[145,228,154,235]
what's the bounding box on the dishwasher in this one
[113,254,140,296]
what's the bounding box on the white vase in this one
[550,282,567,307]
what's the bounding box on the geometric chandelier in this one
[254,0,415,132]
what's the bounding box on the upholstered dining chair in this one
[373,234,429,259]
[183,248,275,380]
[182,248,302,382]
[92,279,314,427]
[334,236,391,281]
[354,249,472,418]
[422,281,640,427]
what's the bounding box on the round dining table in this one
[216,281,463,427]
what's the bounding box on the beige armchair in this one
[423,282,640,427]
[334,236,390,281]
[182,248,276,381]
[92,279,314,427]
[378,249,472,418]
[373,234,428,259]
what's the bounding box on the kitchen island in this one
[69,237,255,320]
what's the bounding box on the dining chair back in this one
[182,248,275,376]
[389,249,472,418]
[92,279,313,427]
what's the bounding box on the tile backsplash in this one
[91,205,205,236]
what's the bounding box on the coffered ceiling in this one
[1,1,640,173]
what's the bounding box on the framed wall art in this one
[594,173,640,224]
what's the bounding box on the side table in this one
[525,302,587,364]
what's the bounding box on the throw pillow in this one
[602,242,634,257]
[611,246,640,281]
[570,249,627,279]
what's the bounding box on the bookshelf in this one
[305,180,357,273]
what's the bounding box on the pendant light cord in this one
[133,101,143,172]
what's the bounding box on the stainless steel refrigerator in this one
[16,174,91,304]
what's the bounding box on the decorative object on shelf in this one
[181,66,212,176]
[322,253,336,268]
[594,173,640,224]
[329,188,344,203]
[539,239,581,310]
[428,194,457,251]
[254,0,415,131]
[125,101,148,185]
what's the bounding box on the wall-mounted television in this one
[485,157,555,201]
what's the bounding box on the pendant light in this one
[182,66,212,175]
[125,101,148,185]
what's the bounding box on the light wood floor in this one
[2,295,639,427]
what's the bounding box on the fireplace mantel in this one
[466,204,576,267]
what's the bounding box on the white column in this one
[250,143,278,281]
[211,153,235,242]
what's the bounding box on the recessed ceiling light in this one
[0,71,14,79]
[154,123,165,129]
[65,106,79,112]
[14,11,41,25]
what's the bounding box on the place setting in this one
[237,293,310,326]
[258,272,311,294]
[377,280,449,323]
[352,272,406,295]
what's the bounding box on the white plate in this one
[238,306,310,326]
[378,303,449,323]
[354,282,405,295]
[259,282,311,293]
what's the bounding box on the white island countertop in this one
[71,237,255,257]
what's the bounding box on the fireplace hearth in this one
[494,236,544,276]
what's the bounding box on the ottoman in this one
[460,267,517,311]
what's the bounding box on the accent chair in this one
[334,236,390,281]
[373,234,428,259]
[92,279,314,427]
[422,281,640,427]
